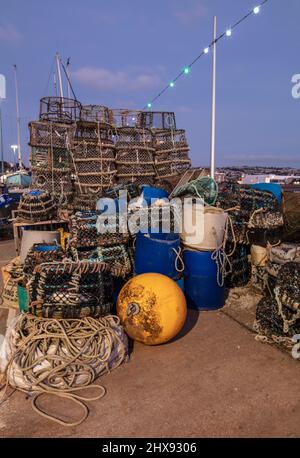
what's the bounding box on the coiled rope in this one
[0,314,127,427]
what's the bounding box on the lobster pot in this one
[181,205,228,251]
[268,243,300,265]
[134,232,181,280]
[226,243,251,288]
[29,121,74,203]
[80,104,112,125]
[73,122,116,193]
[138,111,176,130]
[71,245,133,278]
[115,127,155,185]
[275,262,300,313]
[153,129,191,180]
[39,96,81,123]
[73,192,99,212]
[31,170,73,202]
[28,261,113,318]
[111,109,141,128]
[23,243,68,278]
[183,249,225,311]
[17,190,56,222]
[69,211,129,248]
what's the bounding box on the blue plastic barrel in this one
[183,249,225,311]
[251,183,282,204]
[134,232,181,280]
[141,185,169,205]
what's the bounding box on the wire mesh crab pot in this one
[27,261,113,318]
[69,211,129,248]
[102,183,141,201]
[29,121,74,202]
[153,129,191,180]
[23,243,69,279]
[31,171,73,203]
[138,111,176,130]
[225,243,251,288]
[80,104,112,125]
[115,127,155,185]
[73,142,116,192]
[39,96,81,124]
[17,190,57,222]
[111,109,142,128]
[71,244,133,278]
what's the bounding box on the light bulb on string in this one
[226,29,232,37]
[147,103,152,108]
[204,47,209,54]
[253,6,260,14]
[184,67,190,74]
[170,82,175,88]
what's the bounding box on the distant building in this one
[241,174,300,185]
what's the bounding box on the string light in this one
[142,0,269,109]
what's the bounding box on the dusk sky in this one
[0,0,299,167]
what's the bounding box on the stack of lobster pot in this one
[29,97,80,205]
[72,105,116,211]
[115,124,155,186]
[138,111,191,187]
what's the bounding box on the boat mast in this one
[55,52,64,99]
[13,64,23,171]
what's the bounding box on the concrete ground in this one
[1,240,300,438]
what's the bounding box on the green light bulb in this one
[184,67,190,74]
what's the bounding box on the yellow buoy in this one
[117,273,187,345]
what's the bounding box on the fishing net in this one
[17,190,57,222]
[69,211,129,248]
[23,243,69,279]
[173,176,218,206]
[71,245,133,278]
[39,96,81,123]
[27,261,113,319]
[153,129,191,180]
[115,127,155,185]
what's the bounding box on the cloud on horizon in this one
[0,23,22,44]
[72,66,162,92]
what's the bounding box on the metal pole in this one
[13,65,23,170]
[56,53,64,99]
[210,16,217,179]
[0,100,4,175]
[66,58,71,100]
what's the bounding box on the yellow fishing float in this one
[117,273,187,345]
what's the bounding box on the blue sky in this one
[0,0,299,167]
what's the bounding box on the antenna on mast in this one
[13,64,23,171]
[55,52,64,99]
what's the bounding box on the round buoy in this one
[117,273,187,345]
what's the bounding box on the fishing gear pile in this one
[0,314,128,426]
